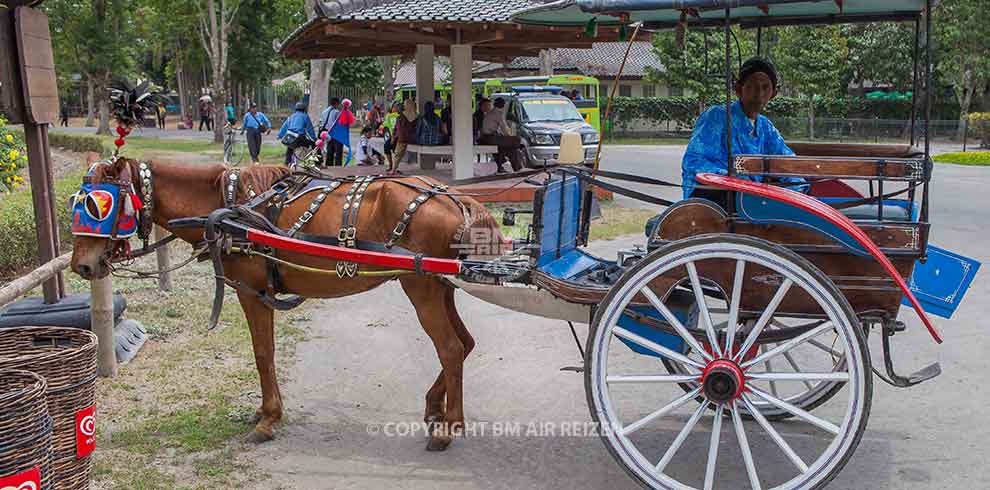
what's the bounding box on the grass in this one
[933,151,990,166]
[52,243,309,490]
[488,200,656,242]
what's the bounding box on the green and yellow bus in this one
[501,75,601,129]
[394,79,505,110]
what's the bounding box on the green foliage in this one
[935,0,990,113]
[47,132,111,155]
[0,169,82,277]
[647,27,754,104]
[841,23,915,92]
[775,25,848,99]
[0,115,27,192]
[228,0,306,89]
[933,151,990,165]
[331,57,384,92]
[968,112,990,148]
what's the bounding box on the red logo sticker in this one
[0,466,41,490]
[75,405,96,459]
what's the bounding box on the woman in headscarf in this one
[415,101,443,146]
[389,98,418,175]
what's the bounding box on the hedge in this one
[8,129,111,156]
[605,96,918,131]
[0,169,82,277]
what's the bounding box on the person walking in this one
[326,99,356,166]
[157,103,167,129]
[59,104,70,127]
[225,103,237,127]
[242,102,272,164]
[318,97,341,167]
[278,102,317,165]
[382,101,401,169]
[199,95,214,131]
[388,98,418,175]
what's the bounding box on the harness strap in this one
[138,161,154,242]
[224,168,240,208]
[386,188,437,249]
[287,180,340,237]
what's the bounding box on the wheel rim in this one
[589,238,869,490]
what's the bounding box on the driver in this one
[681,57,806,209]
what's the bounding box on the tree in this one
[647,27,754,115]
[775,25,848,139]
[934,0,990,140]
[842,22,915,94]
[305,0,332,125]
[197,0,241,143]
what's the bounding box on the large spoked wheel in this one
[586,234,871,490]
[661,302,860,422]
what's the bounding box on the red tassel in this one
[130,193,144,211]
[114,138,126,148]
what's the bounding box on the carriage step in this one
[880,322,941,388]
[560,365,584,373]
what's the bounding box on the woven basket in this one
[0,369,54,490]
[0,327,98,490]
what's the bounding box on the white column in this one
[451,44,473,180]
[415,44,435,113]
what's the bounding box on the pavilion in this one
[278,0,636,179]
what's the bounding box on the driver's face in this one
[735,72,776,117]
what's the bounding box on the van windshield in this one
[521,99,584,123]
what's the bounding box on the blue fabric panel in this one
[617,305,688,359]
[538,249,606,280]
[737,193,870,256]
[538,174,583,266]
[903,245,982,319]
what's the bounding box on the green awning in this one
[512,0,925,28]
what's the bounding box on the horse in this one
[69,156,506,451]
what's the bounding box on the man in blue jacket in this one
[681,57,806,209]
[279,102,317,165]
[242,102,272,164]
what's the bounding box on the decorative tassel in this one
[584,17,598,37]
[619,24,628,42]
[124,193,143,216]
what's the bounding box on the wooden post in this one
[154,225,172,291]
[24,123,64,303]
[91,276,117,377]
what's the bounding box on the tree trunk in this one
[85,78,95,127]
[306,0,332,124]
[539,50,554,76]
[96,75,110,135]
[177,53,189,126]
[955,67,976,142]
[380,56,396,103]
[808,98,815,140]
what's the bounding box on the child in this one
[356,126,383,166]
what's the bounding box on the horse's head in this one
[70,157,142,280]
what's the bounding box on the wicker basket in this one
[0,327,98,490]
[0,369,54,490]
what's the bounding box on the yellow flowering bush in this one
[0,115,27,192]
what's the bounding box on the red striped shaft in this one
[245,229,462,275]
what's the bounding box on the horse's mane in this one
[216,165,291,203]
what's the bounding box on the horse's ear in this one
[114,157,133,182]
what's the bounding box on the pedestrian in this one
[355,126,383,165]
[278,102,317,165]
[59,104,70,127]
[157,103,167,129]
[326,99,356,166]
[199,94,214,131]
[242,102,272,164]
[382,101,401,169]
[473,97,490,143]
[440,96,452,144]
[225,102,236,127]
[480,97,522,173]
[388,98,418,175]
[416,101,444,146]
[318,97,341,166]
[368,103,384,130]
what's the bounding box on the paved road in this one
[248,145,989,490]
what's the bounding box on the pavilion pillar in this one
[451,44,473,180]
[415,44,435,113]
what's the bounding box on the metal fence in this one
[253,84,387,117]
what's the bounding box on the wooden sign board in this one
[15,6,58,124]
[0,12,26,123]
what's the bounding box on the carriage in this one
[67,1,981,489]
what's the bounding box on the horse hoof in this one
[426,434,453,452]
[246,428,274,444]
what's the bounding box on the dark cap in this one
[249,101,258,108]
[736,57,779,89]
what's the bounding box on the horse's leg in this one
[423,287,476,426]
[400,277,465,451]
[237,290,283,443]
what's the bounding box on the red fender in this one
[697,173,942,344]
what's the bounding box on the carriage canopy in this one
[511,0,926,28]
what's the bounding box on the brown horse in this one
[70,157,505,450]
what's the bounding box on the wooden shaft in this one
[0,252,70,306]
[154,225,173,291]
[91,276,118,377]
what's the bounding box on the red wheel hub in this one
[701,359,746,403]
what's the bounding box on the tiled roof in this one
[475,42,661,79]
[317,0,541,23]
